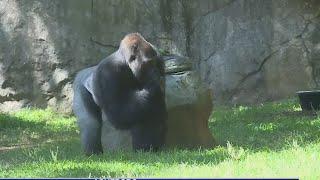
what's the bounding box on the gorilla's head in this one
[119,33,160,82]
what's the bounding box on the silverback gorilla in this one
[72,33,167,155]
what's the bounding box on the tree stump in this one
[164,55,216,149]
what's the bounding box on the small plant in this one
[50,146,59,162]
[226,141,246,160]
[292,139,299,149]
[23,148,44,162]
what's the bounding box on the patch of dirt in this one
[0,144,37,152]
[281,110,317,118]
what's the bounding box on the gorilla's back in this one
[72,65,132,152]
[72,66,97,117]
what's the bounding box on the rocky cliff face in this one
[0,0,319,112]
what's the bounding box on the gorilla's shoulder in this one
[100,51,123,63]
[97,53,128,73]
[74,66,97,84]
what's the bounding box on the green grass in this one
[0,99,320,178]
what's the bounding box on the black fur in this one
[73,33,167,155]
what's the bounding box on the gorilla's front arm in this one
[73,67,103,155]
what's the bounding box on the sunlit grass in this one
[0,99,319,179]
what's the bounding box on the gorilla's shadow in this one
[0,113,77,148]
[0,112,227,167]
[1,138,228,176]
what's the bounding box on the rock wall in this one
[0,0,320,112]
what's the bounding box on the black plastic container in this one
[297,90,320,111]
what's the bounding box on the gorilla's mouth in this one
[131,61,158,82]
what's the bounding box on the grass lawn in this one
[0,99,320,179]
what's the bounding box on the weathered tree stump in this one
[164,55,216,148]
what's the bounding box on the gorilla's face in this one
[119,33,159,83]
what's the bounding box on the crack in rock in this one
[227,15,320,101]
[189,0,237,36]
[231,49,280,98]
[203,50,216,62]
[91,0,94,16]
[89,37,119,49]
[0,93,27,103]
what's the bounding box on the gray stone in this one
[52,68,69,85]
[0,100,27,113]
[1,0,320,112]
[101,112,132,151]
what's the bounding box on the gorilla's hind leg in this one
[79,117,103,155]
[75,92,103,155]
[73,69,103,155]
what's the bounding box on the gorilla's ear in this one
[84,74,99,105]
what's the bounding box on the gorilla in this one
[72,33,167,155]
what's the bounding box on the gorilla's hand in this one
[138,61,162,85]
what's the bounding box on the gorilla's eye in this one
[129,55,136,62]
